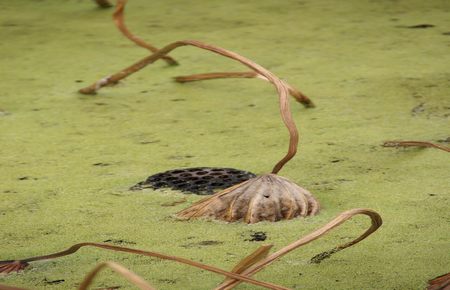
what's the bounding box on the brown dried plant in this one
[0,209,382,290]
[175,71,314,107]
[92,1,313,106]
[113,0,178,66]
[79,0,317,223]
[79,261,156,290]
[79,39,318,223]
[80,0,313,107]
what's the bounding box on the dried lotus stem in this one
[228,245,273,277]
[80,40,299,174]
[0,243,287,290]
[383,140,450,152]
[78,261,156,290]
[216,208,382,290]
[427,272,450,290]
[113,0,178,66]
[94,0,112,8]
[174,71,314,108]
[175,71,257,82]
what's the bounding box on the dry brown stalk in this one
[427,272,450,290]
[228,245,273,277]
[383,140,450,152]
[113,0,178,66]
[78,261,156,290]
[87,0,313,107]
[94,0,113,8]
[0,243,287,290]
[174,71,257,82]
[174,71,314,107]
[80,40,299,174]
[216,208,383,289]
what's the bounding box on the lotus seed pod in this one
[177,174,319,224]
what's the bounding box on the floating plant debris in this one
[79,0,319,223]
[79,1,313,108]
[174,71,315,108]
[80,40,319,223]
[0,209,382,290]
[112,0,178,66]
[130,167,256,195]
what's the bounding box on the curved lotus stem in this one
[113,0,178,66]
[79,261,156,290]
[427,272,450,290]
[174,71,314,108]
[0,243,287,290]
[94,0,112,8]
[113,0,312,106]
[112,0,312,106]
[215,208,382,290]
[79,40,298,174]
[175,71,257,82]
[383,140,450,152]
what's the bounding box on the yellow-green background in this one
[1,0,449,289]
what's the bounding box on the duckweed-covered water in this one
[1,0,449,289]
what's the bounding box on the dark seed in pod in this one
[130,167,257,195]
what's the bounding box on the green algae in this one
[1,0,449,289]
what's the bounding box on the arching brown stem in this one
[215,208,382,289]
[79,40,299,174]
[383,140,450,152]
[113,0,178,66]
[0,243,287,290]
[175,71,257,82]
[112,0,312,106]
[427,272,450,290]
[78,261,156,290]
[174,72,314,108]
